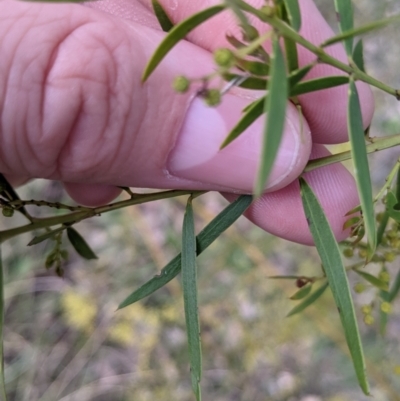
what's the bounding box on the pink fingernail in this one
[167,95,310,193]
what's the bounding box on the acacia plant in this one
[1,0,400,399]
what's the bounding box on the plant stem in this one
[0,190,206,244]
[304,134,400,173]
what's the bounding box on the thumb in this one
[0,1,311,205]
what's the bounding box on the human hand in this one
[0,0,374,244]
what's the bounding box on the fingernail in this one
[167,95,311,193]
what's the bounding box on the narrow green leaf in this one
[290,76,349,97]
[142,5,225,81]
[0,173,31,222]
[376,211,389,247]
[222,73,266,90]
[118,195,252,309]
[283,0,301,31]
[0,247,7,401]
[393,165,400,210]
[300,178,369,395]
[352,40,365,72]
[288,63,314,88]
[287,282,329,317]
[388,268,400,303]
[322,15,400,49]
[236,59,269,76]
[333,0,354,55]
[67,227,98,260]
[151,0,174,32]
[343,216,361,230]
[255,35,288,197]
[348,77,376,254]
[225,34,269,62]
[220,97,265,149]
[182,198,202,400]
[385,191,400,222]
[290,283,312,300]
[27,226,66,246]
[354,270,388,291]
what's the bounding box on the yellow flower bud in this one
[380,302,392,314]
[363,314,374,325]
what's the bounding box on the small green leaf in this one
[352,40,365,72]
[28,226,66,246]
[290,76,349,97]
[354,270,388,291]
[182,198,202,400]
[67,227,98,260]
[348,77,376,255]
[343,216,361,230]
[220,97,265,149]
[386,191,400,222]
[333,0,354,55]
[283,0,301,31]
[118,195,252,309]
[225,34,269,62]
[300,178,369,395]
[255,35,288,197]
[322,15,400,49]
[142,5,225,81]
[388,268,400,303]
[290,283,312,300]
[236,59,269,76]
[287,282,329,317]
[394,164,400,211]
[376,211,389,247]
[0,247,7,401]
[151,0,174,32]
[288,63,314,88]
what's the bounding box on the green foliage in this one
[118,195,252,309]
[141,5,226,81]
[300,178,369,394]
[151,0,174,32]
[181,198,202,400]
[1,0,400,399]
[348,77,376,255]
[67,227,98,260]
[255,34,288,197]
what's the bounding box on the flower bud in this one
[380,302,392,314]
[204,89,221,107]
[354,283,366,294]
[172,76,190,93]
[214,48,234,68]
[363,314,374,325]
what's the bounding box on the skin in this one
[0,0,374,245]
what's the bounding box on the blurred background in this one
[1,0,400,400]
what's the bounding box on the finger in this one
[63,183,122,206]
[0,1,311,201]
[225,144,359,245]
[137,0,374,144]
